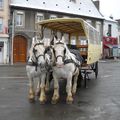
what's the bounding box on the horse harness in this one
[27,43,47,71]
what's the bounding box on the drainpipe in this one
[11,11,15,65]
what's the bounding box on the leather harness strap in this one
[64,59,80,67]
[64,59,78,74]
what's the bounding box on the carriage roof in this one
[36,18,98,37]
[36,18,101,65]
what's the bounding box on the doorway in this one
[13,35,27,63]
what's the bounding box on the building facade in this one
[103,17,118,38]
[0,0,9,64]
[116,19,120,44]
[9,0,104,64]
[102,17,119,58]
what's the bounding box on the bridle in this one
[53,41,66,62]
[32,43,45,62]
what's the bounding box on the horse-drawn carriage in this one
[36,18,101,86]
[26,18,101,104]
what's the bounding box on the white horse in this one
[26,38,49,103]
[51,36,81,104]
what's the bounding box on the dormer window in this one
[36,13,44,22]
[50,14,57,19]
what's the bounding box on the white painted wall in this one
[103,19,118,38]
[0,0,9,64]
[0,37,9,64]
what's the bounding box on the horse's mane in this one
[64,44,76,60]
[28,37,39,62]
[64,43,81,65]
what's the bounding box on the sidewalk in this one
[99,58,120,63]
[0,63,26,67]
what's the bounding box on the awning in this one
[104,44,120,49]
[104,44,113,48]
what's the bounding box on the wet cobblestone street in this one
[0,60,120,120]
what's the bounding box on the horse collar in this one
[56,41,64,45]
[34,43,44,47]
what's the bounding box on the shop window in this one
[0,17,3,32]
[0,0,3,9]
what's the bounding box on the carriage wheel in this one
[94,61,98,79]
[91,61,98,79]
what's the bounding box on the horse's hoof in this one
[29,98,35,103]
[51,96,59,104]
[39,100,46,104]
[51,99,58,104]
[66,100,73,104]
[66,96,73,104]
[39,96,47,104]
[28,94,35,103]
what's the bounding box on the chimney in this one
[109,15,113,19]
[93,0,100,11]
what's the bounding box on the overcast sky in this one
[98,0,120,19]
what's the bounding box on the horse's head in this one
[53,36,66,68]
[32,41,46,67]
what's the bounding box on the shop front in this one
[0,35,9,64]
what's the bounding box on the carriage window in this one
[94,31,98,44]
[0,17,3,32]
[15,11,25,27]
[79,36,87,45]
[89,28,94,44]
[64,33,69,44]
[96,31,100,44]
[36,13,44,22]
[71,36,76,45]
[96,21,101,33]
